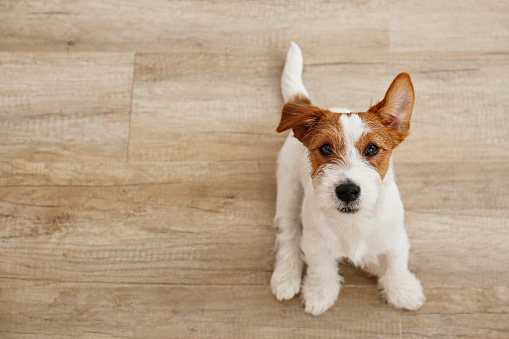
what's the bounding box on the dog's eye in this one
[319,144,333,156]
[364,143,379,156]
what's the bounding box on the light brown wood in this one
[0,53,134,162]
[1,1,508,338]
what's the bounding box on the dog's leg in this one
[301,231,342,316]
[271,41,311,301]
[378,241,425,310]
[301,252,342,316]
[270,164,304,301]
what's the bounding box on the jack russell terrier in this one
[270,42,425,315]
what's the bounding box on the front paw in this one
[380,272,425,310]
[271,266,302,301]
[302,276,341,316]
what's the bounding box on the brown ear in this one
[369,73,415,144]
[276,103,324,142]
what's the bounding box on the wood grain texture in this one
[1,1,508,338]
[0,0,389,55]
[389,0,509,53]
[128,52,284,162]
[0,53,134,162]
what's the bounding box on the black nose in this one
[335,183,360,203]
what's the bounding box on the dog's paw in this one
[302,277,341,316]
[271,267,301,301]
[380,272,425,310]
[303,294,337,316]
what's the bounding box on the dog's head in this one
[276,73,414,216]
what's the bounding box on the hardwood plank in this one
[398,161,509,213]
[0,159,273,187]
[1,283,507,338]
[390,0,509,52]
[0,1,389,55]
[0,283,402,339]
[0,53,134,162]
[401,313,509,338]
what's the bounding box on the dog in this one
[270,42,425,316]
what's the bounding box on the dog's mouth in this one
[337,206,359,214]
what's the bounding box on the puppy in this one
[270,42,425,316]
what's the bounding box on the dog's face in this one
[277,73,414,216]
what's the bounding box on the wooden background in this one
[0,1,508,338]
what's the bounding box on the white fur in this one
[271,42,424,316]
[281,41,310,102]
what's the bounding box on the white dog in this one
[270,42,425,315]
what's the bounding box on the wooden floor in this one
[1,1,508,338]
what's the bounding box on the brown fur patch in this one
[356,113,397,179]
[289,93,312,105]
[368,72,414,146]
[276,73,415,181]
[277,105,347,178]
[304,113,347,178]
[276,103,323,141]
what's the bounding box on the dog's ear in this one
[276,103,324,142]
[369,73,414,144]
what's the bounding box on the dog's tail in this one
[281,41,311,105]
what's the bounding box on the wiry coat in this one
[271,42,425,316]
